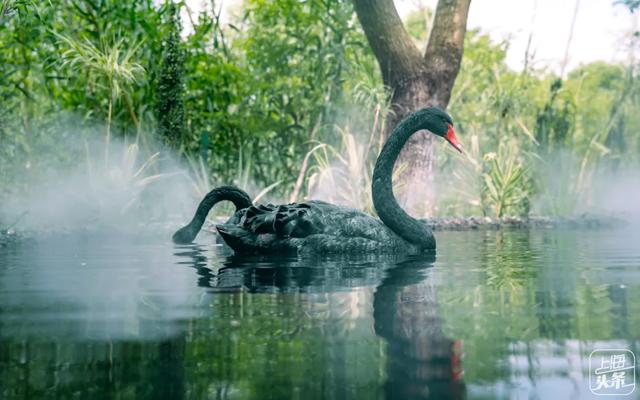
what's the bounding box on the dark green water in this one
[1,228,639,399]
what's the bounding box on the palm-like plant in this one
[55,33,145,162]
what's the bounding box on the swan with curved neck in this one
[173,107,461,254]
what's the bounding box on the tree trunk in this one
[353,0,471,215]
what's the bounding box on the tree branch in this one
[423,0,471,106]
[352,0,424,87]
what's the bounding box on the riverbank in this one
[422,213,625,231]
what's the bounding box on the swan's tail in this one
[172,185,252,244]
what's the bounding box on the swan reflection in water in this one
[175,244,466,399]
[374,257,465,399]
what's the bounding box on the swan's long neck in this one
[371,115,436,249]
[172,186,252,244]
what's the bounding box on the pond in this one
[1,228,639,399]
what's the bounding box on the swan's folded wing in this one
[241,202,324,238]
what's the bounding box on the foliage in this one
[173,0,371,189]
[56,34,145,109]
[443,28,639,217]
[534,79,575,153]
[1,1,639,218]
[156,2,185,148]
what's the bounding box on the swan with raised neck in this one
[172,107,461,254]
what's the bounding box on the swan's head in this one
[415,107,462,153]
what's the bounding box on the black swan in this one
[173,107,462,255]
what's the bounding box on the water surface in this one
[1,228,639,399]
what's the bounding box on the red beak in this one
[445,124,463,153]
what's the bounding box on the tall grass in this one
[183,149,282,222]
[301,105,406,214]
[84,139,177,217]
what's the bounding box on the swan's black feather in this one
[240,201,324,238]
[214,200,417,255]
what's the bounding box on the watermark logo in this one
[589,349,636,396]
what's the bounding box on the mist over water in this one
[0,126,198,237]
[531,149,640,223]
[588,167,640,222]
[0,127,209,340]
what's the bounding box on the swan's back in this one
[216,201,412,255]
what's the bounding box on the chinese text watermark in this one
[589,349,636,396]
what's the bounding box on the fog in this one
[531,150,640,223]
[0,124,197,237]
